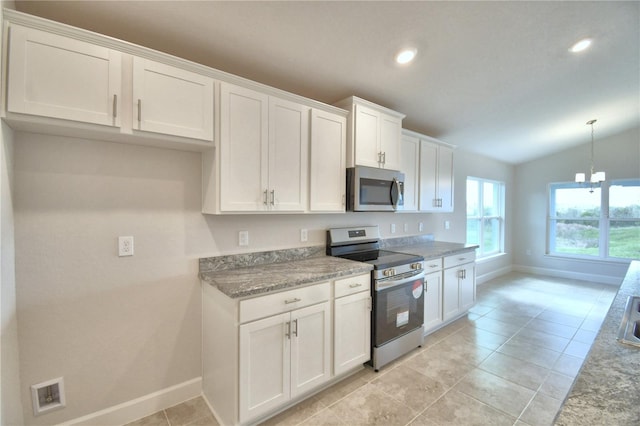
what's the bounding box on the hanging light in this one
[575,119,606,192]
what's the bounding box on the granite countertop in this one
[200,255,373,299]
[199,238,477,300]
[555,260,640,425]
[384,240,478,260]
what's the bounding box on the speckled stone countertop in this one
[199,247,372,299]
[555,261,640,425]
[382,236,478,260]
[199,237,476,299]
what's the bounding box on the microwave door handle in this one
[390,178,400,208]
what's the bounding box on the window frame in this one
[547,179,640,261]
[466,176,505,258]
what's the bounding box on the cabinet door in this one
[268,97,309,212]
[459,264,476,312]
[423,271,443,333]
[132,57,213,141]
[290,302,331,397]
[438,145,455,212]
[309,109,346,212]
[7,24,121,127]
[419,140,439,211]
[400,134,420,211]
[219,83,269,211]
[334,291,371,375]
[442,268,460,322]
[353,104,380,168]
[379,113,401,170]
[239,313,290,423]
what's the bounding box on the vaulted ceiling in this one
[14,1,640,164]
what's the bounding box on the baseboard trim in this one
[476,266,512,285]
[512,264,620,286]
[58,377,202,426]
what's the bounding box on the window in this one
[466,177,505,257]
[548,179,640,260]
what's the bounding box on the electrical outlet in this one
[444,221,450,230]
[419,222,424,232]
[238,231,249,246]
[118,236,134,257]
[300,229,308,242]
[404,223,409,233]
[390,224,396,234]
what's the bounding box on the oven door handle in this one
[376,270,425,291]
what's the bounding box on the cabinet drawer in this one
[423,258,443,272]
[240,281,330,323]
[444,251,476,269]
[334,273,371,298]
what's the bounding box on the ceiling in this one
[13,1,640,164]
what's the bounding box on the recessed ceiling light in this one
[395,48,417,65]
[569,38,592,53]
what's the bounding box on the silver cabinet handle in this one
[349,283,362,288]
[284,297,301,304]
[137,99,141,123]
[270,190,275,205]
[112,94,117,118]
[424,282,428,292]
[263,190,268,205]
[377,152,382,164]
[382,152,386,166]
[292,319,298,337]
[285,321,291,339]
[428,264,439,268]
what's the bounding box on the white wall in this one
[513,126,640,283]
[14,131,507,423]
[442,149,515,283]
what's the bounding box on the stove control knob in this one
[383,268,394,277]
[411,262,423,270]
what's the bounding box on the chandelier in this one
[575,119,605,192]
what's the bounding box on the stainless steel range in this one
[327,226,425,371]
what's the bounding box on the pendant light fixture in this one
[575,119,605,192]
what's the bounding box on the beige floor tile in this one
[312,369,371,407]
[298,408,345,425]
[497,338,562,369]
[370,364,447,412]
[563,339,592,358]
[414,389,516,426]
[538,371,575,400]
[518,392,564,426]
[479,351,551,391]
[525,318,578,339]
[165,397,216,426]
[511,328,570,352]
[536,311,584,328]
[572,328,597,344]
[455,369,536,418]
[552,353,585,377]
[260,395,326,426]
[431,332,494,366]
[454,325,511,350]
[472,316,524,337]
[323,383,417,425]
[124,411,168,426]
[406,347,475,389]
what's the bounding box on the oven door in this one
[373,271,425,346]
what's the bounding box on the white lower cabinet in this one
[239,301,330,422]
[423,269,443,333]
[203,273,371,426]
[442,251,477,322]
[333,273,371,375]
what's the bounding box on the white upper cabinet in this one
[7,24,121,127]
[132,57,213,141]
[420,139,454,212]
[218,82,308,213]
[401,129,455,213]
[309,109,346,212]
[334,96,404,170]
[399,133,421,211]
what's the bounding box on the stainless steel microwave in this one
[346,166,404,212]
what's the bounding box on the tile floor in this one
[126,272,618,426]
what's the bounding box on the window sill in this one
[476,252,507,264]
[545,253,633,265]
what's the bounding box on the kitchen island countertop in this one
[555,260,640,425]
